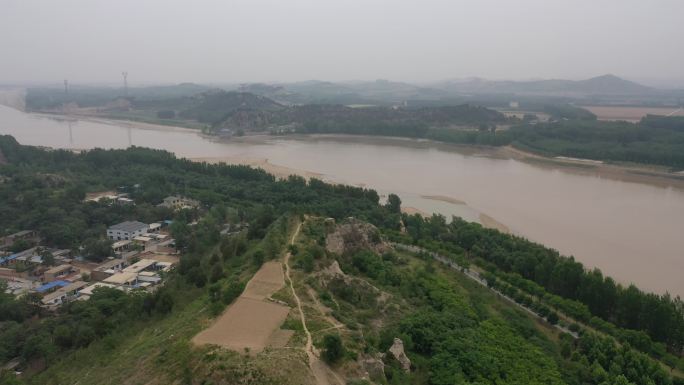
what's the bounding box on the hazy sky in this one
[2,0,682,85]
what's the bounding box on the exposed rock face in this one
[361,354,386,381]
[388,338,411,372]
[321,260,347,280]
[325,218,391,256]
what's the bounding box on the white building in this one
[107,221,149,241]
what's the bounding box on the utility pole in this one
[122,71,128,97]
[63,79,68,95]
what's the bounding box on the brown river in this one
[1,104,683,296]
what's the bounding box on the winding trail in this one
[284,221,344,385]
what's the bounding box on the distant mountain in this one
[178,90,285,124]
[130,83,214,100]
[238,79,448,105]
[176,90,506,131]
[569,74,652,94]
[434,74,652,96]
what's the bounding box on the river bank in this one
[3,105,684,296]
[16,106,684,190]
[500,145,684,190]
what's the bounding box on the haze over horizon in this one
[1,0,683,87]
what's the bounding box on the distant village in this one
[0,195,201,309]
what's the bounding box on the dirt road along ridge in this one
[285,222,344,385]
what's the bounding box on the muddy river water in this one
[1,104,683,296]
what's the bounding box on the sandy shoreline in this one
[401,206,429,216]
[421,195,467,205]
[31,112,202,134]
[500,145,684,190]
[479,213,511,234]
[191,156,325,180]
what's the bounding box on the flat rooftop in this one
[103,272,138,285]
[123,259,156,273]
[108,221,148,233]
[45,264,73,275]
[79,282,118,296]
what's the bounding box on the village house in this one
[148,222,162,234]
[91,258,129,281]
[103,271,139,289]
[40,281,88,307]
[112,240,132,254]
[51,249,72,262]
[107,221,149,241]
[34,280,70,295]
[123,258,162,274]
[158,195,200,210]
[116,196,135,205]
[77,282,119,300]
[0,230,38,250]
[43,264,80,282]
[132,235,154,251]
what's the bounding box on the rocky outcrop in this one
[320,260,347,280]
[388,338,411,372]
[361,354,386,381]
[325,218,391,256]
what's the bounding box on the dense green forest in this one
[1,135,683,384]
[331,114,684,170]
[505,116,684,169]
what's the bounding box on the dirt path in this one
[284,222,344,385]
[307,287,344,331]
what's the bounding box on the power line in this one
[122,71,128,97]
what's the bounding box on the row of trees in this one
[398,214,684,355]
[506,116,684,169]
[339,240,676,385]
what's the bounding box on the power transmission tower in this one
[122,71,128,97]
[63,79,68,95]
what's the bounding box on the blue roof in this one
[36,280,70,293]
[0,253,19,265]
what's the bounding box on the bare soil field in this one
[242,261,286,300]
[581,106,684,122]
[192,261,291,354]
[193,298,290,353]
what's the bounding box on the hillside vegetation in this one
[0,136,683,384]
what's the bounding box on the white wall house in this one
[107,221,149,241]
